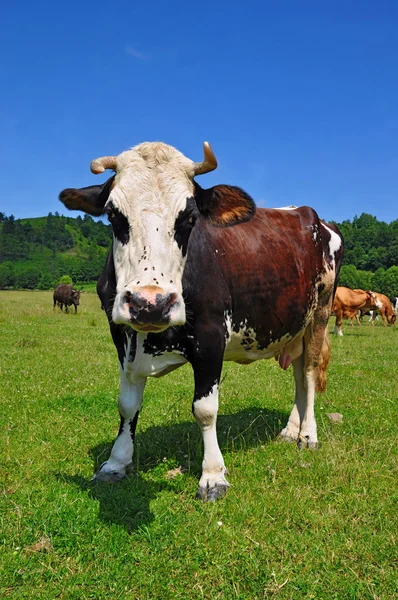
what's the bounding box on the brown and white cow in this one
[332,287,380,336]
[368,293,396,326]
[59,142,344,501]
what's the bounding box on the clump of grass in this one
[15,338,38,348]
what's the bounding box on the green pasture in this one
[1,291,397,599]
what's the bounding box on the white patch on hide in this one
[321,222,342,267]
[223,313,303,364]
[124,333,187,384]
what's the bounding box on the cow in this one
[53,284,81,314]
[59,141,344,501]
[332,287,380,336]
[368,293,396,326]
[391,297,398,315]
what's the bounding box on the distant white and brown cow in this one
[59,141,344,501]
[332,287,380,336]
[367,293,396,326]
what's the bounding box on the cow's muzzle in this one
[125,289,179,332]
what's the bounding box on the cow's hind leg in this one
[92,378,146,482]
[280,317,330,449]
[279,354,307,444]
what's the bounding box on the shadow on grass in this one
[58,406,287,533]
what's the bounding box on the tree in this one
[59,275,73,285]
[338,265,360,289]
[0,261,14,288]
[37,274,54,290]
[380,266,398,298]
[372,268,386,293]
[14,265,41,289]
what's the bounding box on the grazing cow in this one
[59,141,344,501]
[332,287,380,336]
[53,284,81,314]
[358,309,378,323]
[368,293,396,326]
[391,297,398,315]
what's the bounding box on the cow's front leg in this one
[92,378,146,482]
[192,343,229,501]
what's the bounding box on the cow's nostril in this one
[162,292,178,316]
[126,292,148,315]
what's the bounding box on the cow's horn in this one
[193,142,218,176]
[90,156,118,174]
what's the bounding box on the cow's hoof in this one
[91,462,126,483]
[196,482,228,502]
[278,427,299,443]
[297,436,318,450]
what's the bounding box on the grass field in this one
[1,291,397,599]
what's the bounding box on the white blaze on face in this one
[108,143,196,327]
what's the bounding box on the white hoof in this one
[279,426,299,443]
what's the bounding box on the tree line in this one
[0,211,397,295]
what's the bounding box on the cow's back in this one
[54,284,72,301]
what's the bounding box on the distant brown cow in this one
[332,287,379,336]
[368,293,396,327]
[53,284,81,314]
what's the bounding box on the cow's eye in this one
[188,216,195,225]
[106,204,130,245]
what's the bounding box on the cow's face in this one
[106,144,199,332]
[60,142,255,332]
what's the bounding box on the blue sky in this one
[1,1,397,223]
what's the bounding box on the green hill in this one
[0,212,112,289]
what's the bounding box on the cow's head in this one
[71,290,81,306]
[59,142,255,332]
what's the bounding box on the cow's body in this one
[368,293,396,326]
[53,284,81,314]
[332,287,379,336]
[60,141,343,501]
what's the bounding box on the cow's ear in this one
[59,176,115,216]
[194,184,256,227]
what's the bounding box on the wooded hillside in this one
[0,211,397,295]
[0,212,111,290]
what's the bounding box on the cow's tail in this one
[316,329,331,393]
